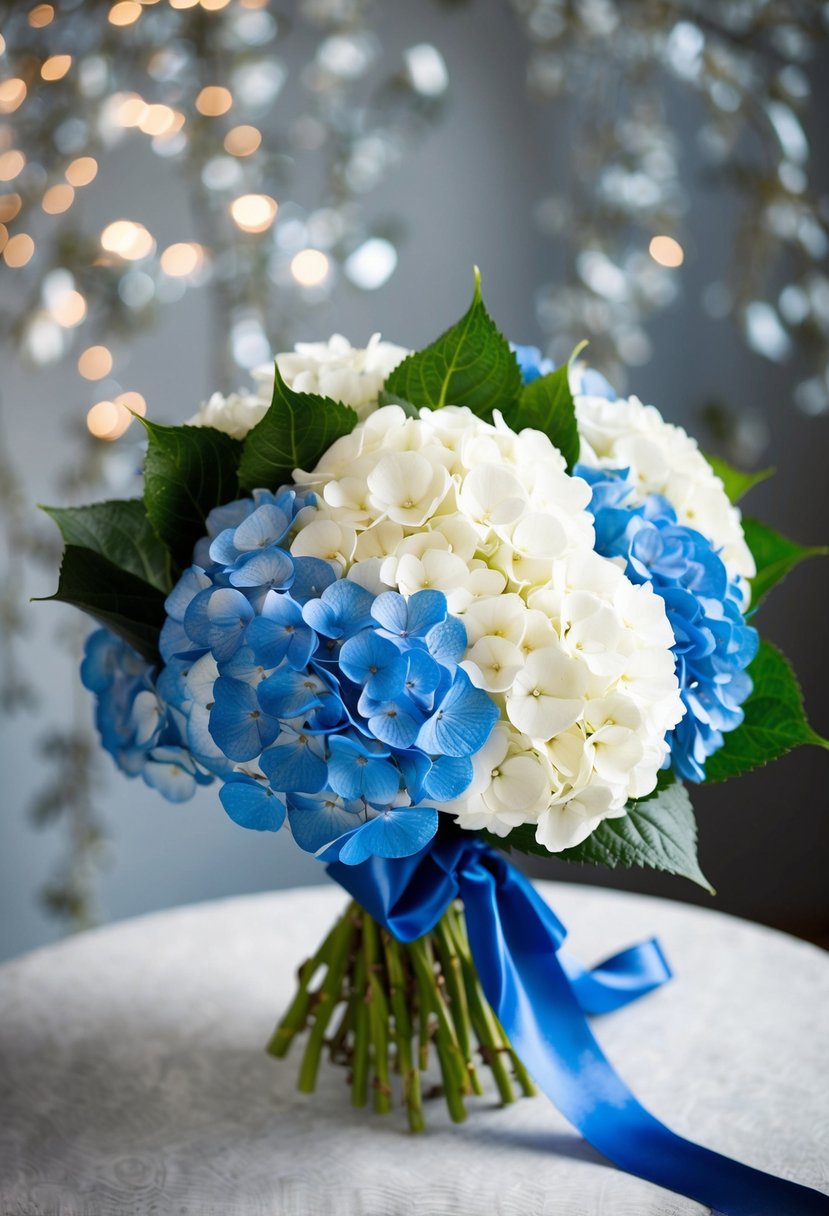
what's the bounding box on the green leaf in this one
[35,545,166,664]
[141,419,242,573]
[237,363,358,494]
[704,453,774,503]
[512,356,580,472]
[493,782,711,891]
[704,639,828,782]
[743,517,828,609]
[383,267,521,419]
[40,499,171,593]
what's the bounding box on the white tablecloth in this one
[1,882,827,1215]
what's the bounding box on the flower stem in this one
[297,907,357,1094]
[383,931,424,1133]
[433,907,484,1096]
[362,911,392,1114]
[266,910,345,1058]
[350,943,370,1108]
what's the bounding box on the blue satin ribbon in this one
[329,833,829,1215]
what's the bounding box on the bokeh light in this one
[41,56,73,82]
[648,235,685,268]
[196,86,233,117]
[65,157,98,187]
[291,248,329,287]
[101,221,155,261]
[160,242,203,277]
[230,193,277,233]
[42,184,75,215]
[224,125,261,157]
[2,234,35,268]
[78,346,114,381]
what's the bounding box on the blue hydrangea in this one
[157,488,499,862]
[80,629,210,802]
[576,465,759,781]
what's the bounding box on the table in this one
[1,882,827,1215]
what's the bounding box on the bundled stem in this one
[268,897,536,1129]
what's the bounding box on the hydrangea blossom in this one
[80,630,209,802]
[513,344,755,597]
[578,466,759,781]
[187,334,409,438]
[155,485,497,863]
[295,404,684,852]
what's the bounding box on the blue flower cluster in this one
[81,630,209,802]
[577,466,759,781]
[156,489,499,863]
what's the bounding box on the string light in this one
[42,184,75,215]
[0,150,26,182]
[108,1,142,26]
[229,193,277,233]
[3,233,35,268]
[100,220,155,260]
[115,390,146,417]
[291,248,329,287]
[649,235,685,268]
[41,55,72,82]
[0,80,27,115]
[86,400,122,440]
[0,194,22,222]
[27,4,55,26]
[200,0,232,10]
[224,125,262,157]
[116,95,148,128]
[160,242,203,277]
[65,157,98,187]
[78,346,113,380]
[0,223,7,254]
[196,86,233,117]
[138,104,178,137]
[50,289,87,328]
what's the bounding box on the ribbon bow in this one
[329,834,829,1216]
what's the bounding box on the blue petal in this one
[371,589,446,638]
[233,503,292,552]
[164,567,212,622]
[287,791,366,854]
[302,580,376,640]
[338,630,405,698]
[229,548,294,590]
[327,736,400,802]
[246,591,318,670]
[421,753,473,800]
[288,557,338,604]
[206,588,255,661]
[258,667,330,720]
[142,747,198,803]
[415,670,499,758]
[260,733,328,793]
[326,807,439,865]
[366,700,423,749]
[424,615,467,665]
[210,677,279,761]
[219,777,286,832]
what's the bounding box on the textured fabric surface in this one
[0,882,826,1216]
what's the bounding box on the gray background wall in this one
[1,1,827,962]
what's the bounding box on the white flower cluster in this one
[575,392,756,588]
[187,334,410,438]
[293,405,684,852]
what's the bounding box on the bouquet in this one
[44,272,828,1214]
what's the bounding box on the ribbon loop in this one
[329,833,829,1215]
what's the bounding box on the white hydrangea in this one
[575,392,756,588]
[187,333,410,438]
[293,404,684,852]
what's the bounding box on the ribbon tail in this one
[560,936,673,1015]
[458,862,829,1216]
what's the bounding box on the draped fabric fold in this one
[328,835,829,1216]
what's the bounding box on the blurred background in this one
[1,0,827,964]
